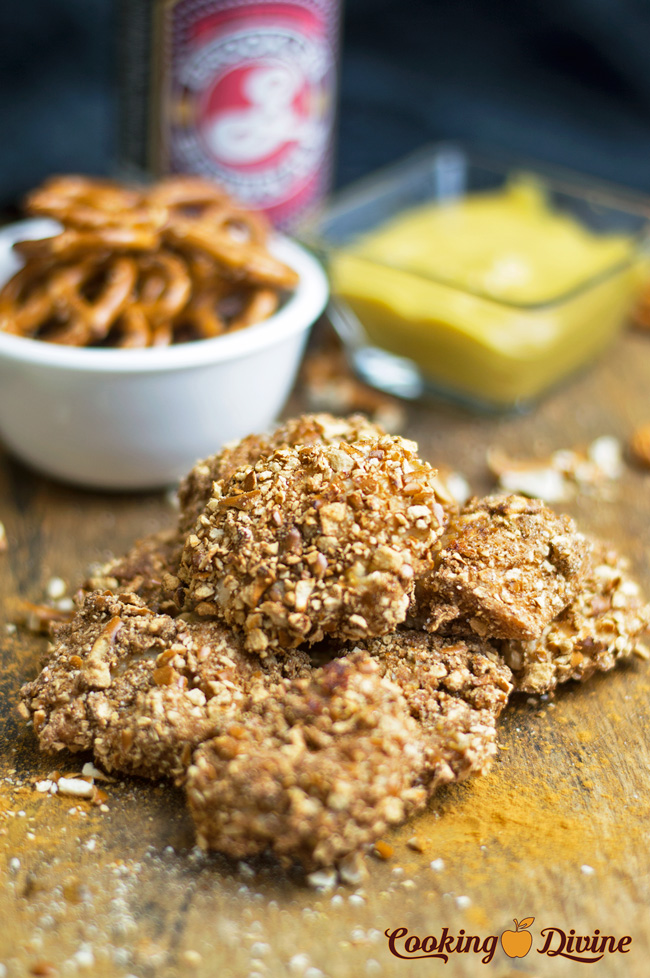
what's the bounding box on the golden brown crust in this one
[413,494,591,641]
[179,436,447,652]
[501,541,650,693]
[20,590,310,782]
[351,630,512,787]
[186,652,427,869]
[177,413,386,535]
[84,528,184,615]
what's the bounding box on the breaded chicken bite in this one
[186,653,427,869]
[177,413,385,534]
[179,436,448,652]
[414,494,590,641]
[501,541,650,693]
[186,635,511,869]
[354,630,512,787]
[20,590,310,782]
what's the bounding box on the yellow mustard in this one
[330,179,638,407]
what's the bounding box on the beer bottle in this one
[117,0,341,229]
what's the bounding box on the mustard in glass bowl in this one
[307,145,650,410]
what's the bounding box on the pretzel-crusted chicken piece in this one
[187,635,511,869]
[186,652,428,869]
[353,630,512,788]
[501,541,650,693]
[414,493,590,641]
[20,590,310,782]
[177,413,386,535]
[179,436,448,652]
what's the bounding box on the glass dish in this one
[305,144,650,410]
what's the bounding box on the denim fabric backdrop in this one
[1,0,649,204]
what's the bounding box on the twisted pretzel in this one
[234,288,280,331]
[15,227,160,263]
[132,253,193,346]
[164,217,298,289]
[145,175,231,212]
[26,175,154,230]
[53,257,137,344]
[113,307,152,348]
[0,256,138,345]
[0,262,56,336]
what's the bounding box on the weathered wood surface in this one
[2,330,650,978]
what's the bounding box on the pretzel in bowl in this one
[0,175,299,348]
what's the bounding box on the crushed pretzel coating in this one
[20,590,310,782]
[85,528,184,615]
[177,412,385,535]
[179,436,447,652]
[186,652,427,869]
[16,413,650,869]
[187,634,511,869]
[351,630,513,787]
[501,542,650,693]
[414,494,590,641]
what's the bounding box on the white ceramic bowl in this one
[0,219,328,489]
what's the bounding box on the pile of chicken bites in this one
[21,415,649,872]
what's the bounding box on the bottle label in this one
[163,0,338,226]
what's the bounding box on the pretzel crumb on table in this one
[629,422,650,468]
[299,336,408,434]
[18,413,650,871]
[487,436,624,503]
[631,283,650,333]
[0,175,297,348]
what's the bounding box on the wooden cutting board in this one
[1,329,650,978]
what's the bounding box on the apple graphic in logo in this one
[501,917,535,958]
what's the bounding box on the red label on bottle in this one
[165,0,338,227]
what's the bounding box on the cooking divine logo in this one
[385,915,633,965]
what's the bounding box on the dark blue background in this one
[2,0,650,204]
